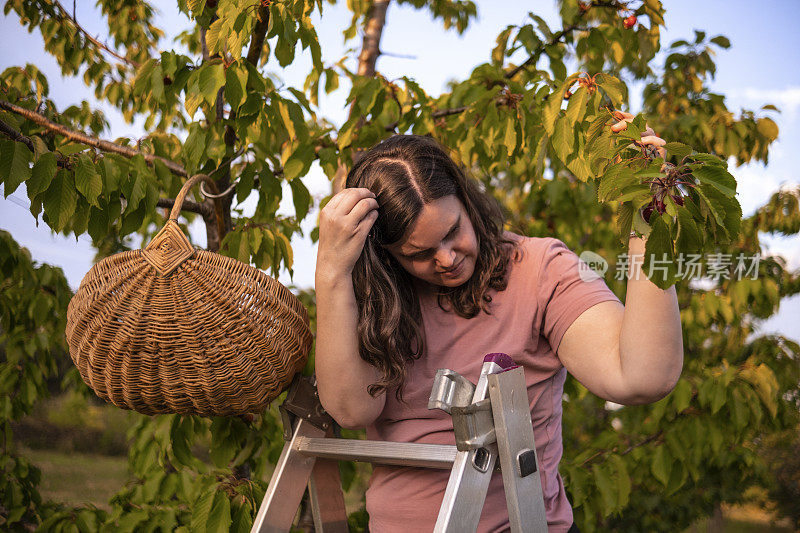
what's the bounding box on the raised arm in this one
[557,112,683,405]
[314,187,386,428]
[557,235,683,405]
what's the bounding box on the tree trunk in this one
[333,0,391,193]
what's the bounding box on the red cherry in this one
[564,90,573,100]
[162,76,172,86]
[623,15,637,29]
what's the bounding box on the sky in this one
[1,0,798,338]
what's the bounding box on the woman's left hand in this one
[610,110,667,160]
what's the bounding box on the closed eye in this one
[405,223,460,260]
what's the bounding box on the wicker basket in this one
[65,174,312,416]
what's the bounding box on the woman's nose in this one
[435,248,456,269]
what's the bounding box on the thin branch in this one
[0,99,187,177]
[505,23,582,79]
[0,118,35,152]
[156,197,209,216]
[381,50,416,60]
[579,430,664,467]
[51,0,140,68]
[384,105,468,132]
[245,4,271,67]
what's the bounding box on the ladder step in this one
[295,437,457,469]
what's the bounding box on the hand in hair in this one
[315,187,386,428]
[317,187,379,283]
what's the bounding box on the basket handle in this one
[169,174,221,220]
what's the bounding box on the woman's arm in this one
[314,188,386,428]
[557,112,683,405]
[557,235,683,405]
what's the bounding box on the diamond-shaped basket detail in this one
[141,220,196,276]
[65,174,312,417]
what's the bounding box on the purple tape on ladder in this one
[483,353,519,370]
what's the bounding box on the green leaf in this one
[290,178,311,221]
[120,203,146,235]
[27,152,57,198]
[237,230,251,264]
[643,214,676,289]
[664,142,693,160]
[691,164,736,197]
[87,205,109,242]
[592,464,616,512]
[276,100,297,140]
[183,124,207,172]
[276,231,293,272]
[550,117,575,163]
[123,173,147,212]
[225,63,248,112]
[671,379,692,412]
[283,144,314,181]
[616,202,634,242]
[564,87,588,126]
[609,455,631,508]
[190,486,216,532]
[597,73,627,107]
[675,208,702,252]
[207,491,232,533]
[543,80,565,136]
[74,154,102,207]
[698,184,742,240]
[187,0,206,18]
[199,61,226,105]
[756,117,779,141]
[151,61,165,103]
[598,164,636,201]
[651,445,672,486]
[710,380,726,414]
[43,170,77,232]
[0,140,33,197]
[503,119,518,156]
[710,35,731,49]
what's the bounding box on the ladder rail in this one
[250,354,549,533]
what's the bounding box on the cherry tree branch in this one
[50,0,140,68]
[156,197,209,217]
[505,23,583,80]
[0,109,218,230]
[357,0,390,77]
[0,99,187,177]
[579,430,664,467]
[384,105,468,132]
[332,0,391,193]
[0,118,35,152]
[245,4,272,67]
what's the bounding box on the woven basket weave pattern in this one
[65,175,312,416]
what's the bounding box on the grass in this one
[17,446,797,531]
[18,446,130,512]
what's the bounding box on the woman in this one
[315,119,682,532]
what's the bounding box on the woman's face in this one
[385,195,479,288]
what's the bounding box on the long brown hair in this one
[346,135,517,399]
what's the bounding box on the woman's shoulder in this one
[503,231,570,261]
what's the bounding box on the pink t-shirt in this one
[365,235,621,532]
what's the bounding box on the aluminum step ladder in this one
[250,353,548,533]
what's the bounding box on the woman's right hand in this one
[316,187,379,282]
